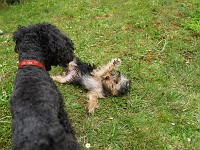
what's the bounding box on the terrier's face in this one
[101,70,130,96]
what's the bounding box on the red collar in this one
[18,60,46,70]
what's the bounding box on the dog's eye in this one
[104,76,109,80]
[115,80,119,84]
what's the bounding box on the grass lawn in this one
[0,0,200,149]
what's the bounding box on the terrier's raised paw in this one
[112,58,121,66]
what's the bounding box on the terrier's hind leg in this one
[51,59,78,84]
[51,74,73,84]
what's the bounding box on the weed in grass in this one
[183,2,200,35]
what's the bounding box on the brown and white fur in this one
[51,58,130,113]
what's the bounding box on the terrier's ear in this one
[114,76,121,84]
[114,71,121,84]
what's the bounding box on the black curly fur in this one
[11,23,80,150]
[13,23,74,71]
[75,58,95,76]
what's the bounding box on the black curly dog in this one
[11,23,80,150]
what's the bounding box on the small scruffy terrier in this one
[52,58,130,113]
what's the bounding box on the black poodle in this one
[11,23,80,150]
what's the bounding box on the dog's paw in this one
[87,101,98,114]
[51,75,56,81]
[112,58,121,66]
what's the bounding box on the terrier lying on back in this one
[52,58,130,113]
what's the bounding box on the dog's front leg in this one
[92,58,121,78]
[86,94,98,114]
[86,91,104,113]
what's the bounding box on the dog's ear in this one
[114,71,121,84]
[46,24,75,67]
[13,26,27,53]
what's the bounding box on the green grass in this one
[0,0,200,149]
